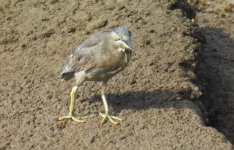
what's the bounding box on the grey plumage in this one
[58,26,134,124]
[61,26,133,82]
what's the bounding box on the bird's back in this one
[61,31,108,80]
[61,30,129,81]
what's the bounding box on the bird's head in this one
[113,26,134,52]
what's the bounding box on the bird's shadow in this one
[81,89,200,117]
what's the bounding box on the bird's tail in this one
[61,71,75,81]
[61,64,75,81]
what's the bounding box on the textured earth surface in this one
[190,0,234,145]
[0,0,233,149]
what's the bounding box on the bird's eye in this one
[118,34,125,39]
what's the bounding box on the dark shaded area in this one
[87,89,197,114]
[169,0,196,19]
[196,27,234,144]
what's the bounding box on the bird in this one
[58,26,134,124]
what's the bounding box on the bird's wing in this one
[61,30,112,74]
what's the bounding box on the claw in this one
[99,112,122,125]
[58,115,85,123]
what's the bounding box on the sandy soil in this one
[0,0,233,149]
[190,0,234,144]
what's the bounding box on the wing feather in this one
[61,30,112,77]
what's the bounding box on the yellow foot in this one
[99,112,122,125]
[137,42,144,47]
[58,115,85,123]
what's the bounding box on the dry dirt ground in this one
[0,0,233,149]
[189,0,234,145]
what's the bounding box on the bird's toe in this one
[99,112,122,125]
[58,115,86,123]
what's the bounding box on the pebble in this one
[86,18,108,31]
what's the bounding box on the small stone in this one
[21,44,26,48]
[86,18,108,30]
[68,28,76,33]
[72,12,92,22]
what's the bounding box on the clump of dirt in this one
[0,0,232,149]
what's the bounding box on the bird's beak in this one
[120,39,133,51]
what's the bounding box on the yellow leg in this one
[99,83,122,125]
[58,86,85,123]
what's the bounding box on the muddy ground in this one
[0,0,233,149]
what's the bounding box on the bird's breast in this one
[85,49,131,82]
